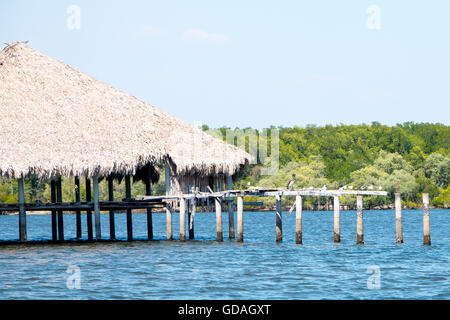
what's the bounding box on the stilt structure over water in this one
[0,42,251,243]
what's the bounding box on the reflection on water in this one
[0,209,449,299]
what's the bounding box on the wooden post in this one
[50,180,57,242]
[166,204,173,241]
[85,177,93,241]
[179,197,186,242]
[125,175,133,242]
[17,178,27,242]
[189,199,195,240]
[74,176,82,238]
[227,175,235,239]
[107,177,115,240]
[56,177,64,242]
[296,195,302,244]
[93,175,101,241]
[423,193,430,245]
[395,193,403,244]
[237,195,243,242]
[276,195,282,242]
[215,197,223,242]
[356,195,364,244]
[333,195,340,243]
[145,166,153,240]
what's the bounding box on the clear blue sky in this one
[1,1,449,128]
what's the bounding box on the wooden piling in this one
[145,166,153,240]
[227,175,235,239]
[17,178,27,242]
[395,193,403,244]
[85,177,93,241]
[125,175,133,242]
[296,195,302,244]
[107,177,115,240]
[189,199,195,239]
[237,195,243,242]
[333,195,340,243]
[50,180,57,242]
[275,195,282,242]
[423,193,430,245]
[93,176,101,240]
[166,204,173,241]
[179,197,186,242]
[74,176,82,238]
[215,197,223,242]
[56,177,64,242]
[356,195,364,244]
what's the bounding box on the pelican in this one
[348,186,353,190]
[378,186,383,190]
[321,185,327,191]
[308,186,314,190]
[360,186,366,190]
[286,174,297,190]
[367,185,374,190]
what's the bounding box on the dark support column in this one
[93,175,101,240]
[146,166,153,240]
[125,175,133,242]
[74,176,82,238]
[189,199,195,240]
[56,177,64,242]
[18,178,27,242]
[107,177,115,240]
[50,180,57,242]
[227,175,235,239]
[85,177,93,241]
[276,195,282,242]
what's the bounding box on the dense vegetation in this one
[0,122,448,209]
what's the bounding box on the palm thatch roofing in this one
[0,42,251,180]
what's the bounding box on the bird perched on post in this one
[286,174,297,190]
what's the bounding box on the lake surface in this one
[0,209,449,299]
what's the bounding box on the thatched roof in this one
[0,42,251,179]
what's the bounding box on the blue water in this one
[0,209,449,299]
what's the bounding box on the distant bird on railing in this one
[321,185,327,191]
[307,186,314,190]
[286,174,297,190]
[367,185,374,190]
[338,186,344,191]
[348,186,353,190]
[360,186,366,190]
[378,186,383,190]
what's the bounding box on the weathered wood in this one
[50,180,57,242]
[227,175,235,239]
[74,176,82,238]
[107,177,115,240]
[145,165,153,240]
[423,193,430,245]
[395,193,403,244]
[275,195,282,242]
[215,197,223,242]
[356,195,364,244]
[296,195,302,244]
[17,178,27,242]
[56,177,64,242]
[189,199,195,239]
[85,177,93,241]
[125,175,133,242]
[93,175,101,240]
[166,203,173,241]
[179,197,186,242]
[333,195,340,243]
[237,195,243,242]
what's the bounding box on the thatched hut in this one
[0,42,250,192]
[0,42,251,242]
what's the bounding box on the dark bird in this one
[286,174,297,190]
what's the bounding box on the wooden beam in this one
[125,175,133,242]
[146,165,153,240]
[74,176,82,238]
[215,197,223,242]
[237,195,243,242]
[56,177,64,242]
[423,193,430,245]
[356,195,364,245]
[275,195,282,242]
[333,195,340,243]
[296,195,302,244]
[179,197,186,242]
[227,175,235,239]
[395,193,403,244]
[189,199,195,240]
[108,177,115,240]
[50,180,57,242]
[93,175,101,240]
[17,178,27,242]
[85,177,93,241]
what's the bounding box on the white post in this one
[296,195,302,244]
[276,195,282,242]
[237,195,243,242]
[215,197,223,242]
[423,193,430,245]
[180,197,186,242]
[395,193,403,244]
[333,195,340,243]
[227,175,235,239]
[356,195,364,244]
